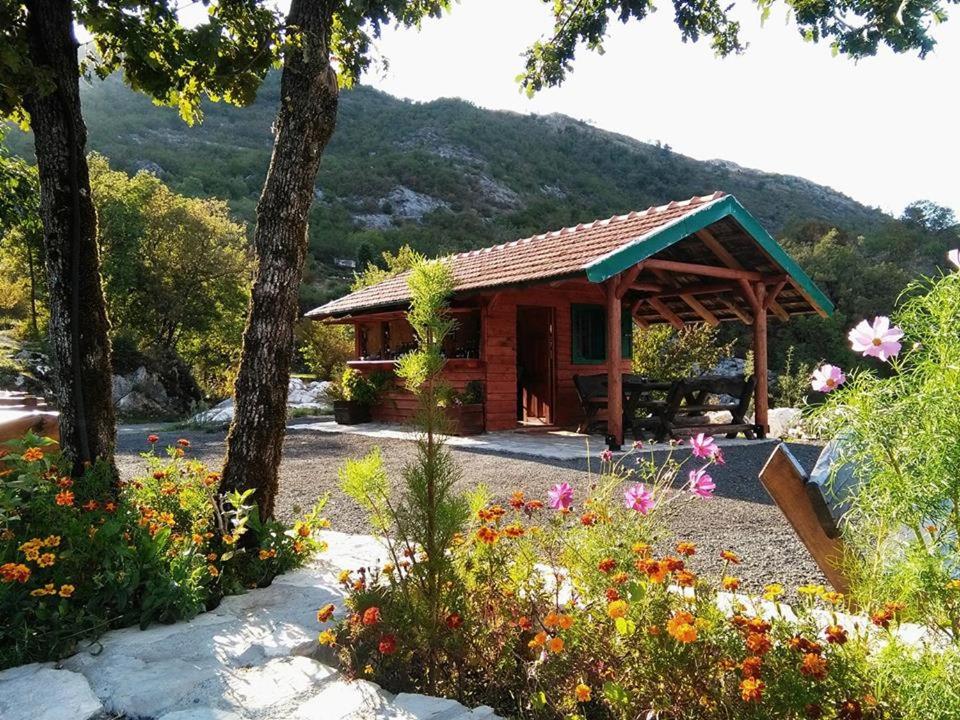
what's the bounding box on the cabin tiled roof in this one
[308,192,728,318]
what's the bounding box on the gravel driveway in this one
[117,423,827,593]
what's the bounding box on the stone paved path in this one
[0,533,500,720]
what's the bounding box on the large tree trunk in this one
[23,0,116,476]
[220,0,339,518]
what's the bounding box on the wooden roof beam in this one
[615,263,644,299]
[646,298,685,330]
[697,227,793,320]
[643,258,765,281]
[721,298,753,325]
[679,293,720,326]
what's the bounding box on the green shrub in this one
[298,320,355,380]
[332,367,388,406]
[0,433,327,668]
[632,324,734,381]
[774,346,813,408]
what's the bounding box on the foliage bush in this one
[325,439,946,718]
[632,324,734,381]
[331,367,389,406]
[0,433,326,669]
[297,320,355,380]
[811,268,960,640]
[773,346,814,408]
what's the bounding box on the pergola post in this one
[606,279,623,449]
[752,282,769,437]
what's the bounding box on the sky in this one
[355,0,959,217]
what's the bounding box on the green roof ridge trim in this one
[583,195,835,317]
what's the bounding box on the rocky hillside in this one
[5,72,889,306]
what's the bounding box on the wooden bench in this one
[572,373,649,435]
[651,374,757,441]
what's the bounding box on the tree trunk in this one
[22,0,116,476]
[27,245,39,338]
[220,0,339,518]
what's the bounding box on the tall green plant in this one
[811,269,960,640]
[340,257,468,691]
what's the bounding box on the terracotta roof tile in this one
[308,192,726,318]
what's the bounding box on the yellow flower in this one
[318,629,337,646]
[208,564,220,577]
[59,584,75,598]
[22,447,44,462]
[821,591,844,606]
[382,563,395,575]
[575,684,591,702]
[722,576,740,591]
[363,664,374,675]
[338,570,352,585]
[259,549,276,560]
[762,583,784,601]
[607,600,628,619]
[37,553,56,568]
[42,535,61,548]
[946,579,960,591]
[222,534,235,545]
[30,584,56,597]
[797,584,826,597]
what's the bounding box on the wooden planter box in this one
[333,400,371,425]
[446,403,484,436]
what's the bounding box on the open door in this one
[516,306,556,425]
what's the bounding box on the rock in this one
[158,709,247,720]
[223,657,336,712]
[383,185,450,220]
[292,678,399,720]
[705,410,733,425]
[759,407,802,439]
[0,663,102,720]
[191,398,235,426]
[117,390,168,418]
[112,374,133,403]
[190,380,331,426]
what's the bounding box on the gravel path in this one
[117,423,828,593]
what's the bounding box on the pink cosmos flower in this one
[712,448,726,466]
[949,249,960,269]
[548,482,574,511]
[811,364,846,393]
[600,449,613,463]
[848,316,903,361]
[624,483,654,514]
[690,433,717,459]
[689,469,716,499]
[632,440,644,450]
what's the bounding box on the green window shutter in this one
[571,304,632,363]
[571,304,606,364]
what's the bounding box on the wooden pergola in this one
[584,196,833,446]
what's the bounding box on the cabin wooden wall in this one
[482,282,632,431]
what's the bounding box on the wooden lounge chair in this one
[651,374,757,441]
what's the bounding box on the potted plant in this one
[444,380,485,436]
[331,367,383,425]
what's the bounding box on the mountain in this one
[5,72,890,307]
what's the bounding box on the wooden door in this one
[516,306,556,424]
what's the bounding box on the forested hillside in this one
[6,72,891,306]
[5,72,957,377]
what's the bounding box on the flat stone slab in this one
[0,663,103,720]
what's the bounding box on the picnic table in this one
[574,374,758,442]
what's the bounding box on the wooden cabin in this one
[307,192,833,444]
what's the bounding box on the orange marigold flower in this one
[747,617,771,635]
[1,563,31,583]
[207,553,218,562]
[22,447,44,462]
[161,482,178,496]
[676,541,696,556]
[575,684,591,702]
[611,571,629,585]
[503,524,524,538]
[605,587,620,602]
[176,438,190,447]
[362,606,381,626]
[676,570,696,588]
[56,476,73,489]
[546,636,564,653]
[746,632,772,655]
[529,631,547,649]
[152,471,167,480]
[378,634,397,655]
[836,700,862,720]
[740,677,765,702]
[666,611,698,643]
[59,584,75,598]
[825,625,848,645]
[580,511,597,526]
[259,549,276,560]
[509,491,525,509]
[104,501,117,513]
[720,549,741,564]
[641,559,668,584]
[524,500,543,513]
[722,576,741,591]
[37,552,56,568]
[631,541,650,555]
[543,611,561,629]
[147,434,159,443]
[55,490,75,507]
[31,583,57,597]
[82,500,100,512]
[800,652,828,680]
[317,603,336,623]
[597,557,616,573]
[646,624,661,636]
[517,616,533,631]
[222,534,236,545]
[741,656,762,679]
[476,526,498,544]
[607,600,628,619]
[208,564,220,577]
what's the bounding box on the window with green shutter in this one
[571,304,632,364]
